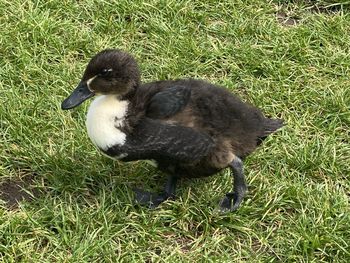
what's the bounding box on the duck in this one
[61,49,283,212]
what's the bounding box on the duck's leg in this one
[134,175,178,208]
[219,157,247,212]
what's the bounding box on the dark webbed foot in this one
[219,157,247,213]
[133,175,178,209]
[219,192,244,212]
[134,189,171,208]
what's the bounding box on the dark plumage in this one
[61,49,283,211]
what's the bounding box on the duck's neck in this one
[86,95,131,151]
[120,84,137,101]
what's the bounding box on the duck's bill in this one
[61,82,94,110]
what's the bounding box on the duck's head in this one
[61,49,140,110]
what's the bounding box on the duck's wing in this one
[104,118,214,163]
[146,85,191,119]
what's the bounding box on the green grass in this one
[0,0,349,262]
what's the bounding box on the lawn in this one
[0,0,349,262]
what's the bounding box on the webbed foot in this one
[133,188,172,209]
[133,175,178,209]
[219,157,247,213]
[219,192,244,213]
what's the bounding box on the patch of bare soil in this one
[276,11,300,26]
[306,2,346,14]
[276,1,347,27]
[0,174,41,209]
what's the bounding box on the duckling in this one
[61,49,283,211]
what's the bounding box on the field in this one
[0,0,349,262]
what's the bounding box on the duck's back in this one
[136,79,282,158]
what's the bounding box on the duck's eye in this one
[99,68,113,77]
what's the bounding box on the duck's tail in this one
[257,118,284,145]
[262,118,284,136]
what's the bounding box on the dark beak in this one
[61,82,94,110]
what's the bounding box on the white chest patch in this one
[86,95,129,151]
